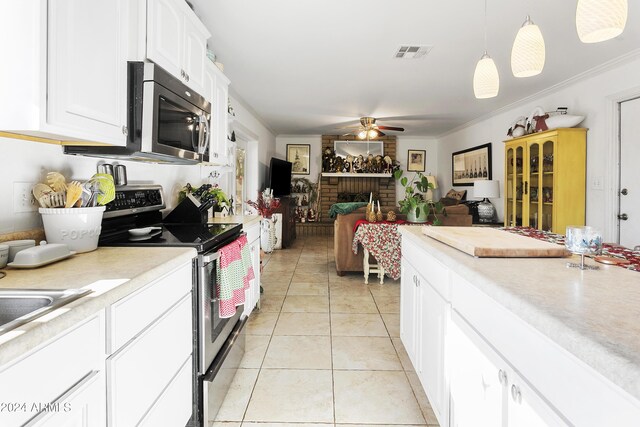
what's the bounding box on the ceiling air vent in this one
[394,45,432,59]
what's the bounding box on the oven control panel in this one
[104,185,165,217]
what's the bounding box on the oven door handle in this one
[203,315,248,382]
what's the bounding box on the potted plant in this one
[394,170,445,224]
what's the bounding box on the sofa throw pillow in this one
[445,189,466,201]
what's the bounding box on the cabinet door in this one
[507,370,568,427]
[28,372,105,427]
[182,14,207,95]
[214,77,230,165]
[47,0,129,146]
[400,258,420,368]
[418,279,448,425]
[449,312,505,427]
[504,143,526,227]
[147,0,183,78]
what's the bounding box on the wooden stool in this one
[363,248,385,285]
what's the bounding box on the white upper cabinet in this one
[147,0,210,96]
[48,0,130,145]
[0,1,130,146]
[203,61,231,166]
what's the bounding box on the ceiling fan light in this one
[357,130,367,139]
[368,129,378,139]
[511,16,545,78]
[473,52,500,99]
[576,0,627,43]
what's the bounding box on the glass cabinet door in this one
[541,139,554,231]
[528,142,540,229]
[506,147,514,226]
[515,146,524,226]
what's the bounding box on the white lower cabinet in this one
[449,311,566,427]
[0,314,105,427]
[28,371,106,427]
[244,221,261,316]
[400,247,449,425]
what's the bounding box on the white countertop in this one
[208,214,261,228]
[400,226,640,400]
[0,246,196,367]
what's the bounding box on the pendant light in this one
[511,15,545,78]
[473,0,499,99]
[576,0,628,43]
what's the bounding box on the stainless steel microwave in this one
[65,62,211,164]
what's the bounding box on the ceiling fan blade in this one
[376,130,386,137]
[377,125,405,132]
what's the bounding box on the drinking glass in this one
[565,226,602,270]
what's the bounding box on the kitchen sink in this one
[0,289,91,336]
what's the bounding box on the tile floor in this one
[212,235,439,427]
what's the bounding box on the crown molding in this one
[228,88,277,137]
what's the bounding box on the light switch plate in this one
[13,182,37,213]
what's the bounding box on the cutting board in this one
[422,226,569,258]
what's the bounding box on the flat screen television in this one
[269,157,292,197]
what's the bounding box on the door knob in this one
[621,188,628,195]
[618,213,629,221]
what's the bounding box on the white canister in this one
[39,206,106,253]
[0,244,8,268]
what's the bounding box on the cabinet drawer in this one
[107,293,192,427]
[108,262,191,352]
[138,355,192,427]
[0,314,104,427]
[245,221,260,244]
[403,237,450,301]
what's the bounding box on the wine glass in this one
[565,226,602,270]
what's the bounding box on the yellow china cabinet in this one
[504,128,587,234]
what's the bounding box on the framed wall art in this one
[287,144,310,175]
[407,149,426,172]
[451,143,492,186]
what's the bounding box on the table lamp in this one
[473,180,500,223]
[425,175,438,201]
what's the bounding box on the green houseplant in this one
[394,170,445,224]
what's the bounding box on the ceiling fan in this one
[343,117,405,139]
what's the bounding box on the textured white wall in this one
[437,55,640,239]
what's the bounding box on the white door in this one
[47,0,129,145]
[619,97,640,248]
[147,0,183,78]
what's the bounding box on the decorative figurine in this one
[386,210,397,222]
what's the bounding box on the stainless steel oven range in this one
[99,185,247,426]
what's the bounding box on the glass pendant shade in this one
[368,129,378,139]
[473,52,500,99]
[511,16,546,78]
[576,0,628,43]
[357,130,367,139]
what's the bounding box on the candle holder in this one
[565,226,602,270]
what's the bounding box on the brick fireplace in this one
[318,135,397,223]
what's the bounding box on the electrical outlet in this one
[13,182,37,213]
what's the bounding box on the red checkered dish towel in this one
[216,234,255,318]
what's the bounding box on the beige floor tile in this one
[246,311,279,336]
[240,335,271,368]
[329,273,366,284]
[244,369,334,423]
[330,294,378,313]
[392,337,414,372]
[295,264,328,274]
[214,368,260,421]
[335,424,426,427]
[274,312,330,336]
[368,282,401,297]
[260,294,286,312]
[288,281,329,296]
[381,313,400,337]
[261,272,294,284]
[332,336,402,370]
[282,295,329,313]
[209,422,241,427]
[374,295,400,314]
[333,370,425,425]
[292,272,330,284]
[263,335,332,369]
[244,424,333,427]
[406,370,439,425]
[263,262,297,272]
[329,283,372,297]
[260,280,291,295]
[330,313,388,337]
